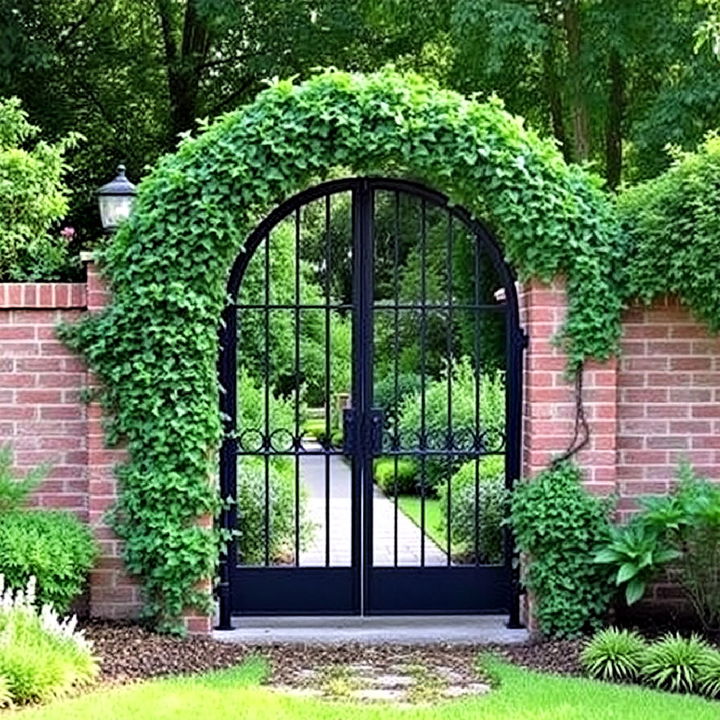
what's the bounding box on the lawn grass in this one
[15,657,720,720]
[396,495,447,550]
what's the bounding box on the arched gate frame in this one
[218,177,526,628]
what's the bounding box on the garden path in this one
[298,445,447,566]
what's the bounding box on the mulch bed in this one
[83,620,584,687]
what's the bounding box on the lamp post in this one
[97,164,136,233]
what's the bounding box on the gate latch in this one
[369,408,384,454]
[342,408,356,455]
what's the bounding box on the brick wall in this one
[617,296,720,519]
[0,283,88,517]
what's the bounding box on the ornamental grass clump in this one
[640,633,712,694]
[698,649,720,699]
[0,576,98,704]
[581,627,647,682]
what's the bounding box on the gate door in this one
[218,178,524,626]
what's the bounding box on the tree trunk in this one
[542,44,571,162]
[604,48,624,190]
[156,0,212,144]
[563,1,591,161]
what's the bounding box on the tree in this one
[0,97,78,281]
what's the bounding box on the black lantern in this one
[97,164,136,232]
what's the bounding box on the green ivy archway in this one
[64,68,624,631]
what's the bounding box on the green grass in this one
[15,657,720,720]
[396,496,447,549]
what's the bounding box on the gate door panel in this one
[218,178,523,624]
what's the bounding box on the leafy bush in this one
[237,457,312,565]
[0,577,98,704]
[640,633,712,694]
[620,134,720,334]
[595,462,720,631]
[437,455,505,564]
[595,521,680,605]
[0,97,78,281]
[373,457,418,495]
[397,360,505,488]
[581,627,647,682]
[0,445,45,513]
[0,510,97,613]
[374,372,422,416]
[698,650,720,699]
[510,462,613,637]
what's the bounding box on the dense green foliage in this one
[373,458,418,496]
[619,135,720,332]
[0,98,78,281]
[437,455,505,563]
[0,446,97,613]
[510,462,613,637]
[62,68,625,629]
[595,462,720,632]
[0,578,98,705]
[580,628,647,682]
[0,511,97,614]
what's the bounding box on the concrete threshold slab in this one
[212,615,529,645]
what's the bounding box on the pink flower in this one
[60,226,75,239]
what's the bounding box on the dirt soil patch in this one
[84,621,584,687]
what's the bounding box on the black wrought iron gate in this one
[217,178,525,628]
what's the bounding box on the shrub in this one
[580,627,647,682]
[373,372,422,416]
[0,445,45,513]
[698,649,720,699]
[237,457,312,565]
[0,510,97,614]
[397,360,505,488]
[640,633,712,694]
[595,462,720,631]
[510,462,613,637]
[0,97,78,281]
[437,455,505,564]
[0,577,98,704]
[374,457,418,495]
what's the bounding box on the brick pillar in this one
[519,278,618,630]
[85,259,142,619]
[521,278,618,491]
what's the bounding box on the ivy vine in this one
[61,68,625,631]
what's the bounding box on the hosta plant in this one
[580,627,647,682]
[640,633,712,694]
[0,576,99,704]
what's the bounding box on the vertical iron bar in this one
[393,191,400,567]
[324,193,332,567]
[217,302,237,629]
[473,234,482,565]
[263,234,271,567]
[420,198,427,567]
[446,213,453,566]
[294,209,301,566]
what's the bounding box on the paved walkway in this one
[298,445,447,567]
[214,615,528,644]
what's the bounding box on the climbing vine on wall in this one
[60,68,626,631]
